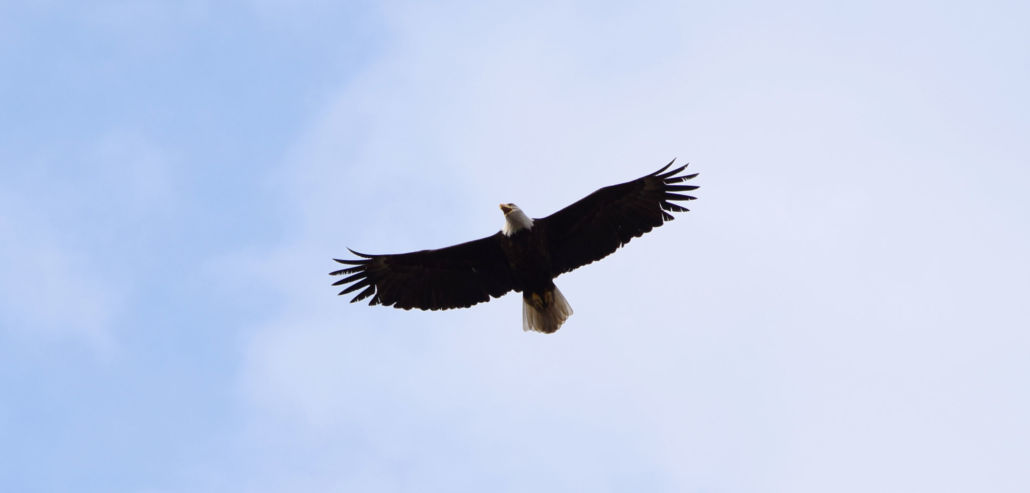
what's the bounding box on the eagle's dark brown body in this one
[498,227,554,296]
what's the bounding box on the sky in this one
[1,0,1029,491]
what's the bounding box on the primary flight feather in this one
[330,159,698,333]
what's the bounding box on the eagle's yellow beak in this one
[499,203,512,214]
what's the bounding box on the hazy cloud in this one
[0,130,177,354]
[230,1,1030,491]
[0,187,120,352]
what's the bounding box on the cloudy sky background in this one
[2,1,1028,491]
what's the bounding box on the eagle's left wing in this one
[536,160,698,277]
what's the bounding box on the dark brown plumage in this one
[330,159,698,332]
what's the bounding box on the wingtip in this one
[651,158,677,176]
[333,258,369,266]
[346,249,383,260]
[332,249,373,269]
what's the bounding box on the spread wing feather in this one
[330,233,515,310]
[538,159,698,276]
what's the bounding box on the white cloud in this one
[229,0,1030,491]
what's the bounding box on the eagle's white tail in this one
[522,286,573,334]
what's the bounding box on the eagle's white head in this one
[500,203,534,236]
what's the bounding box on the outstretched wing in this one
[330,233,516,310]
[537,159,698,276]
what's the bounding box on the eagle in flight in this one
[331,160,698,333]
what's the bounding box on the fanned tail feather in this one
[522,286,573,334]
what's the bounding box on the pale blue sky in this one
[2,1,1028,492]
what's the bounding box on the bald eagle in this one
[331,160,698,333]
